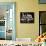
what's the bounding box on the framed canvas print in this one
[39,11,46,35]
[39,0,46,4]
[20,12,34,23]
[0,2,16,40]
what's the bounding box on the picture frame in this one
[20,12,34,23]
[39,0,46,4]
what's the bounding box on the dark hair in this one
[44,39,46,42]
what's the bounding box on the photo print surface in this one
[20,12,34,23]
